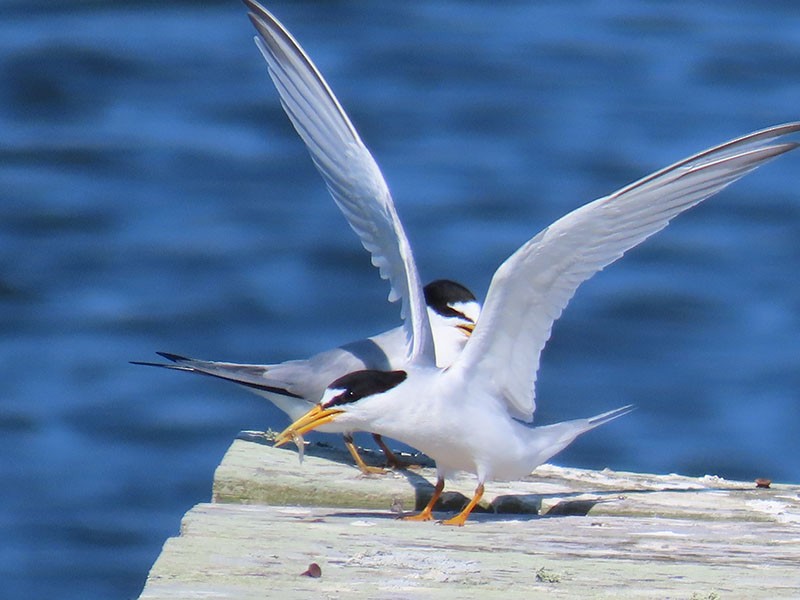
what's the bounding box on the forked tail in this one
[587,404,635,428]
[527,404,635,467]
[131,352,303,399]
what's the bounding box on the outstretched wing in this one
[244,0,434,365]
[452,122,800,422]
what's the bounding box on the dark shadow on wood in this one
[237,431,434,471]
[235,434,758,520]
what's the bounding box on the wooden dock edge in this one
[138,433,800,599]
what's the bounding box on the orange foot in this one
[438,513,469,527]
[357,464,387,475]
[438,483,484,526]
[401,510,434,522]
[344,435,386,475]
[399,477,445,522]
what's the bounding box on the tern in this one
[276,122,800,525]
[136,2,482,473]
[135,279,479,473]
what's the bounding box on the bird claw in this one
[357,465,388,476]
[400,511,434,522]
[438,515,468,527]
[384,456,420,471]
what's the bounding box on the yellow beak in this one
[274,405,345,447]
[457,322,475,336]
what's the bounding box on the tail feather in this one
[527,404,634,467]
[129,360,193,372]
[587,404,635,428]
[131,352,304,399]
[157,351,190,363]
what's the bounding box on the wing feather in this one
[244,0,434,363]
[453,123,800,422]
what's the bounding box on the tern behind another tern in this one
[137,1,483,473]
[135,280,479,473]
[277,122,800,525]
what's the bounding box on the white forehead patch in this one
[320,387,346,407]
[449,300,480,324]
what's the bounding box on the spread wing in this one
[244,0,434,364]
[452,122,800,422]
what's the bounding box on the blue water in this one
[2,0,799,597]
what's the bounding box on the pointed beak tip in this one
[274,406,345,444]
[458,323,476,336]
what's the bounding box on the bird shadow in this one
[239,433,743,522]
[238,429,434,471]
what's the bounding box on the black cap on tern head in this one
[323,369,408,408]
[423,280,476,319]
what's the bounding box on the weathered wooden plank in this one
[141,504,800,599]
[212,433,798,522]
[139,433,800,599]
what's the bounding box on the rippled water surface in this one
[2,1,800,597]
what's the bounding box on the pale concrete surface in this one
[139,434,800,599]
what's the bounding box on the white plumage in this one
[261,0,800,522]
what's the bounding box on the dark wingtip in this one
[130,360,193,372]
[131,352,190,368]
[131,360,168,368]
[242,0,260,13]
[155,352,188,363]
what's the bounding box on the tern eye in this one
[325,387,358,408]
[339,388,360,404]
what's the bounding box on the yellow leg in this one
[440,483,485,527]
[344,434,386,475]
[372,434,414,470]
[402,477,445,522]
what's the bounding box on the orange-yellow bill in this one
[274,405,344,447]
[457,322,475,336]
